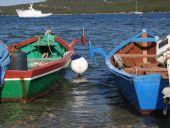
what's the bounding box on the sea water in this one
[0,13,170,127]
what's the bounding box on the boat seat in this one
[27,58,58,69]
[125,67,168,77]
[115,54,155,58]
[113,54,124,69]
[114,54,156,67]
[140,62,159,68]
[27,58,57,62]
[125,67,167,72]
[31,42,56,46]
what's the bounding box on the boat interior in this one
[13,35,67,69]
[111,34,168,79]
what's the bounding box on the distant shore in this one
[0,0,170,16]
[0,11,170,17]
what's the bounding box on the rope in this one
[37,36,40,58]
[47,35,56,56]
[64,51,75,57]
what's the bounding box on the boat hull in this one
[17,12,52,18]
[16,4,52,18]
[1,35,75,103]
[113,72,169,115]
[88,29,169,115]
[0,41,10,87]
[1,67,67,103]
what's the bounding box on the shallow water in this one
[0,13,170,128]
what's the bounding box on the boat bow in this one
[88,41,108,64]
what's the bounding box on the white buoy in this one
[71,54,88,74]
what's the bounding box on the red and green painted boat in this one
[1,30,86,103]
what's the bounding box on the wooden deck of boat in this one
[112,53,168,78]
[111,39,168,78]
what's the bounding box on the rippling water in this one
[0,13,170,128]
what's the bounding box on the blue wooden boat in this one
[88,29,170,115]
[0,41,10,88]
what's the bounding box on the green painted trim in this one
[1,69,66,100]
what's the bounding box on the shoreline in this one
[0,11,170,16]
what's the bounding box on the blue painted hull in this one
[113,72,168,114]
[88,29,169,114]
[0,41,10,87]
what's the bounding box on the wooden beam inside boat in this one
[125,67,167,72]
[115,54,155,58]
[125,67,168,78]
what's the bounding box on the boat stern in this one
[133,74,168,113]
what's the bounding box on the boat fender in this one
[71,54,88,74]
[162,87,170,105]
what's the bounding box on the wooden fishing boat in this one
[88,29,170,115]
[1,30,85,103]
[0,41,10,88]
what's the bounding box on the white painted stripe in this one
[5,60,71,81]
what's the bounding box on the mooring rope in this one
[47,36,56,56]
